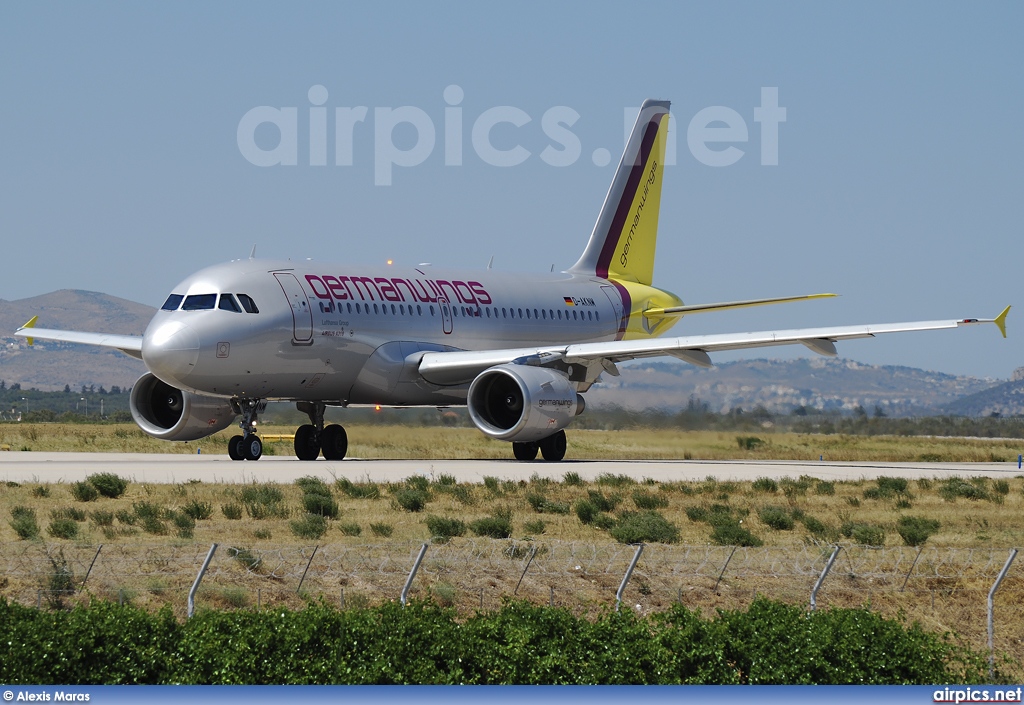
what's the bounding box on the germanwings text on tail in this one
[17,99,1010,462]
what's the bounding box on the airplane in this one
[15,99,1010,462]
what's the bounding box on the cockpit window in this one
[182,294,217,311]
[218,294,242,313]
[237,294,259,314]
[161,294,184,311]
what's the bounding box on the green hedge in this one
[0,597,993,684]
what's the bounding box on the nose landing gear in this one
[228,399,266,461]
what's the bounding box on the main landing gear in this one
[228,399,266,461]
[294,401,348,461]
[511,430,567,462]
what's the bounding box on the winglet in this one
[995,305,1010,339]
[19,316,39,346]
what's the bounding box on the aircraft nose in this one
[142,321,200,385]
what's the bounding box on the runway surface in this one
[0,451,1020,484]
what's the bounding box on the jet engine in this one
[129,373,237,441]
[467,364,584,443]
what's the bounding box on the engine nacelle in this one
[130,373,237,441]
[467,364,583,443]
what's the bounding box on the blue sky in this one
[1,2,1020,379]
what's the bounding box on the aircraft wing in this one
[416,307,1010,386]
[15,318,144,360]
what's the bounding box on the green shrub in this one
[527,492,569,514]
[222,503,243,520]
[710,522,762,547]
[939,478,990,502]
[609,511,680,544]
[47,518,79,539]
[240,483,284,505]
[369,522,394,538]
[335,478,381,499]
[52,506,86,522]
[425,515,466,542]
[736,436,765,450]
[562,471,584,486]
[814,481,835,496]
[393,488,429,512]
[87,473,129,499]
[171,512,195,539]
[851,524,885,546]
[632,489,669,510]
[405,475,430,492]
[10,506,40,540]
[586,490,620,512]
[896,516,941,546]
[758,506,794,531]
[752,477,778,493]
[290,513,328,540]
[574,499,598,524]
[338,522,361,537]
[482,476,501,494]
[470,515,512,539]
[800,516,837,542]
[182,500,213,521]
[523,519,546,535]
[31,485,51,498]
[592,513,617,531]
[993,480,1010,496]
[295,476,331,496]
[91,510,115,527]
[70,481,99,502]
[434,473,457,487]
[303,492,340,519]
[596,473,636,487]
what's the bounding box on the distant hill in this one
[584,358,1002,416]
[938,368,1024,417]
[0,290,152,392]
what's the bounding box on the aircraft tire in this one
[294,424,320,461]
[512,441,538,461]
[242,436,263,461]
[320,424,348,461]
[228,435,244,461]
[539,430,567,462]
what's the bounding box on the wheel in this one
[539,430,566,462]
[320,424,348,461]
[242,435,263,461]
[512,441,538,461]
[294,424,320,461]
[228,435,244,461]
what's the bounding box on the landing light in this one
[375,405,381,412]
[386,259,393,265]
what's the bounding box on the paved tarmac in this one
[0,451,1020,484]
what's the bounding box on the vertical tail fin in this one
[570,99,670,286]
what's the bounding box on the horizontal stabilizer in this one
[643,293,838,318]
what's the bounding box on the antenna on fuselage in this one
[249,245,257,260]
[550,264,554,272]
[487,256,494,270]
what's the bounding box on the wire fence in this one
[3,540,1022,669]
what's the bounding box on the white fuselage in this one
[143,259,628,406]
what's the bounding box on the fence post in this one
[79,544,103,592]
[714,546,738,592]
[810,545,841,611]
[513,545,538,595]
[900,546,924,592]
[401,543,429,606]
[988,548,1018,679]
[188,543,218,619]
[616,543,644,612]
[297,545,319,594]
